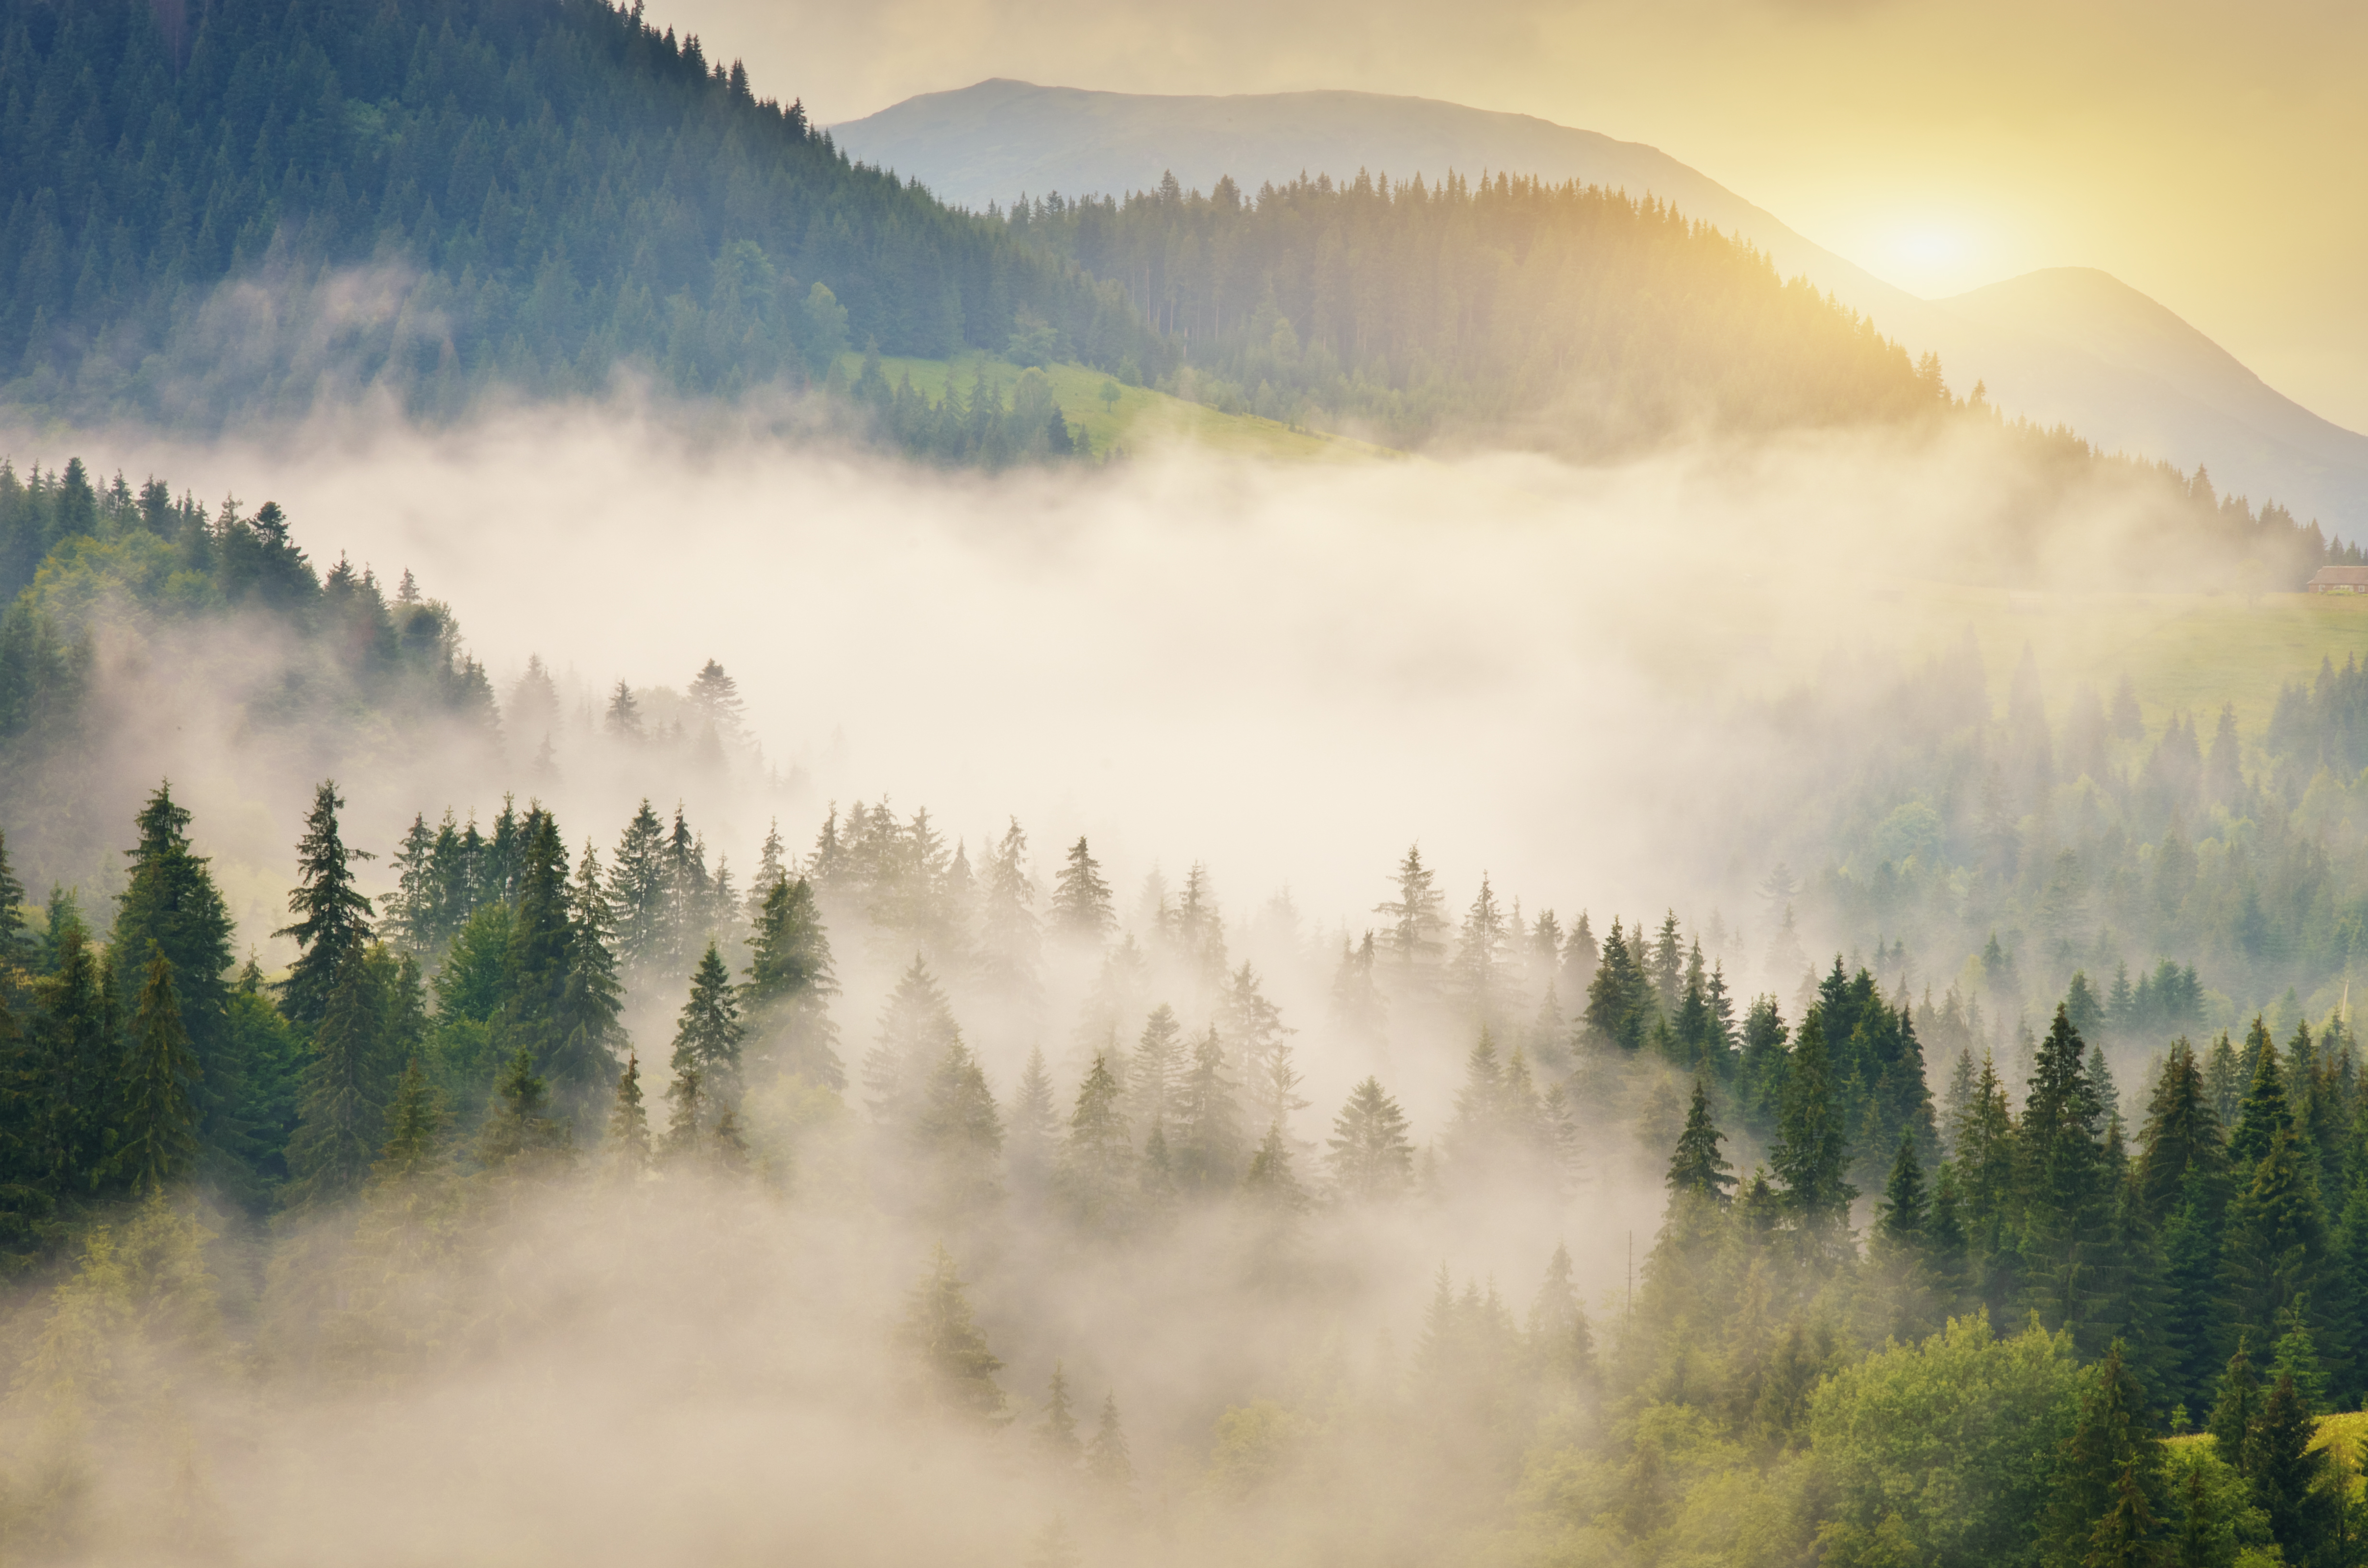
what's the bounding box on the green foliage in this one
[1809,1314,2085,1568]
[898,1244,1006,1424]
[0,0,1161,433]
[1326,1076,1414,1201]
[111,945,199,1193]
[1009,171,1950,453]
[284,944,396,1206]
[274,781,377,1028]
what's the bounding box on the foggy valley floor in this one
[4,408,2368,1567]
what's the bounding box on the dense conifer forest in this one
[0,0,1157,441]
[4,460,2368,1564]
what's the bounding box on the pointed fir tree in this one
[2245,1372,2332,1558]
[898,1244,1008,1424]
[1128,1003,1186,1142]
[1172,1026,1246,1196]
[1041,1361,1082,1462]
[1048,837,1115,943]
[1005,1045,1060,1200]
[480,1044,571,1172]
[915,1042,1005,1218]
[1085,1392,1135,1494]
[112,944,200,1193]
[606,1052,652,1176]
[108,784,235,1170]
[742,875,842,1090]
[373,1055,445,1185]
[1059,1054,1135,1230]
[670,942,748,1117]
[2207,1338,2261,1470]
[274,780,375,1028]
[1243,1118,1308,1215]
[284,945,393,1206]
[1665,1079,1736,1202]
[1771,1010,1854,1241]
[610,800,670,978]
[1326,1076,1415,1202]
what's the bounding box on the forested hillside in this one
[6,703,2368,1563]
[1005,172,1947,451]
[0,0,1156,441]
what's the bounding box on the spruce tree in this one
[2047,1340,2163,1563]
[1243,1119,1307,1215]
[1059,1054,1133,1230]
[898,1245,1007,1423]
[2245,1372,2331,1560]
[610,800,669,977]
[605,1053,651,1176]
[915,1042,1004,1217]
[2206,1339,2260,1469]
[1326,1077,1415,1202]
[108,784,234,1168]
[1373,844,1448,977]
[1172,1027,1245,1196]
[1771,1011,1853,1239]
[2220,1126,2327,1355]
[2022,1004,2113,1342]
[274,781,375,1028]
[669,942,748,1116]
[285,946,393,1205]
[479,1045,571,1171]
[373,1055,446,1184]
[1085,1393,1134,1493]
[113,944,200,1193]
[1040,1362,1082,1460]
[1005,1045,1060,1200]
[1128,1003,1185,1141]
[2138,1041,2227,1227]
[492,809,578,1102]
[864,956,963,1125]
[555,837,628,1108]
[1666,1080,1736,1201]
[1048,838,1115,943]
[1875,1129,1928,1244]
[21,924,119,1202]
[741,875,842,1090]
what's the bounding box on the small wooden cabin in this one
[2308,566,2368,593]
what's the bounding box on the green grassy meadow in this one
[832,351,1392,462]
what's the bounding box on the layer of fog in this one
[0,402,2236,1565]
[7,395,2183,934]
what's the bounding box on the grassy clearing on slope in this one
[834,352,1392,461]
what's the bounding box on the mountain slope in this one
[1935,269,2368,512]
[836,80,2368,530]
[0,0,1160,432]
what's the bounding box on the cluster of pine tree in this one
[1770,627,2368,1050]
[0,456,496,869]
[0,0,1154,436]
[14,737,2368,1566]
[1001,170,1951,452]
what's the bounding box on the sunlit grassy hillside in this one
[833,353,1393,460]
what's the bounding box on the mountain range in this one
[835,80,2368,533]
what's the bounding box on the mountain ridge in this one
[836,80,2368,530]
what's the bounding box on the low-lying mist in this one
[0,396,2319,1567]
[4,392,2195,937]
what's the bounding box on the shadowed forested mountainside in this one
[0,0,1160,431]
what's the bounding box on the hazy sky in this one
[645,0,2368,432]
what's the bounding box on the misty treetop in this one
[10,761,2368,1567]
